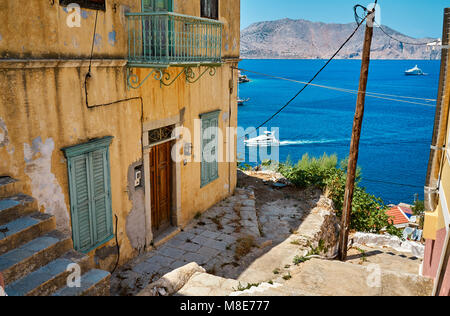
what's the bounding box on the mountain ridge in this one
[240,18,441,60]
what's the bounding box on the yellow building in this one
[423,7,450,297]
[0,0,240,293]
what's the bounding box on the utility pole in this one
[338,5,377,261]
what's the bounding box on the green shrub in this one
[279,154,402,238]
[277,153,338,188]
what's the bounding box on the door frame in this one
[142,113,183,247]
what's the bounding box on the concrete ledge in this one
[0,59,127,69]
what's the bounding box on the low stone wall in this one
[350,232,425,258]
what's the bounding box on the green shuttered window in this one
[201,111,220,187]
[62,137,114,253]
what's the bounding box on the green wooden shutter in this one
[70,154,94,251]
[90,149,113,245]
[63,137,114,253]
[201,111,220,187]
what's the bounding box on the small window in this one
[59,0,106,11]
[148,125,176,145]
[201,111,220,187]
[142,0,173,12]
[62,137,114,253]
[201,0,219,20]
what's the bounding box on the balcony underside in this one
[127,61,223,69]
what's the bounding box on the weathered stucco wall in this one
[137,62,238,227]
[0,61,143,266]
[0,0,240,60]
[0,0,140,59]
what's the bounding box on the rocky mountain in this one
[241,18,441,60]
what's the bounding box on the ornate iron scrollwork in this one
[159,68,188,87]
[185,66,217,84]
[127,65,218,89]
[127,68,163,89]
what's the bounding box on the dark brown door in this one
[150,141,172,234]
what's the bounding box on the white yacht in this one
[244,131,280,147]
[405,65,424,76]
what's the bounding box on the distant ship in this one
[405,65,425,76]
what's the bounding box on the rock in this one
[138,263,206,296]
[351,232,425,258]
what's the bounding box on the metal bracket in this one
[160,66,218,87]
[425,186,439,194]
[431,145,446,151]
[127,65,219,89]
[185,66,217,84]
[127,68,163,90]
[160,68,189,87]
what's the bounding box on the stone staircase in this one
[0,176,111,296]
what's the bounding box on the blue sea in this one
[237,59,441,205]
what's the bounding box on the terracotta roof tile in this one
[386,207,410,225]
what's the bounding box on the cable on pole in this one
[235,67,437,106]
[236,9,371,139]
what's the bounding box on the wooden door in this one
[150,141,172,233]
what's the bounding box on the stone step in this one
[53,269,111,296]
[0,230,72,285]
[284,258,433,296]
[5,251,92,296]
[0,194,38,226]
[0,212,55,256]
[0,177,19,199]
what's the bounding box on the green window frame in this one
[201,111,220,187]
[142,0,173,12]
[62,136,114,253]
[201,0,219,20]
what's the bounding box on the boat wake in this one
[279,139,347,146]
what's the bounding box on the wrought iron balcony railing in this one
[126,12,223,68]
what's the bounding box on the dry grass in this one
[234,235,257,261]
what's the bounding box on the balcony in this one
[126,12,223,68]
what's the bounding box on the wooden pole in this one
[338,9,376,261]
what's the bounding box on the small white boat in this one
[244,131,280,147]
[405,65,424,76]
[238,98,250,106]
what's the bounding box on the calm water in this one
[237,59,441,205]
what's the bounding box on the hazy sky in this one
[241,0,449,38]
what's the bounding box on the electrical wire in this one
[235,67,437,106]
[375,22,441,47]
[362,178,423,189]
[354,5,440,47]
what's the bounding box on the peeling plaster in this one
[23,137,70,233]
[0,117,14,155]
[80,10,91,19]
[94,33,102,47]
[0,117,9,148]
[126,161,146,252]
